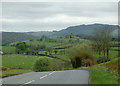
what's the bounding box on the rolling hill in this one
[48,23,118,38]
[25,31,51,38]
[2,23,119,45]
[2,32,38,45]
[26,23,119,38]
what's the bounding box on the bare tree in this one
[92,32,103,58]
[92,28,112,58]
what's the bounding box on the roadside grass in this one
[78,66,118,84]
[99,57,119,74]
[78,57,119,84]
[1,69,32,78]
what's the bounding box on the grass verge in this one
[78,66,118,84]
[2,69,32,78]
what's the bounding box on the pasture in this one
[2,46,16,53]
[2,54,64,70]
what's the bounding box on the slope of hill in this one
[1,23,118,45]
[48,23,118,38]
[26,31,51,38]
[25,24,118,38]
[2,32,38,45]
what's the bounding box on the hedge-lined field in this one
[2,46,16,53]
[2,54,64,70]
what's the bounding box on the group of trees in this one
[15,42,45,55]
[29,44,46,51]
[69,28,112,68]
[92,29,112,63]
[92,29,112,58]
[15,41,66,55]
[16,42,27,54]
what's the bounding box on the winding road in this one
[2,70,90,85]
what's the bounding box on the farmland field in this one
[2,54,64,70]
[2,46,16,53]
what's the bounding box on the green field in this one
[2,54,64,70]
[2,46,16,53]
[2,54,39,69]
[10,37,89,47]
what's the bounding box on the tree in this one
[102,29,111,58]
[92,28,112,59]
[68,44,96,68]
[41,35,48,41]
[25,50,38,55]
[46,47,53,55]
[33,58,50,72]
[92,32,103,57]
[54,50,58,54]
[118,29,120,57]
[16,42,27,54]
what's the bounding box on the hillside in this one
[26,31,51,38]
[2,24,119,45]
[25,24,118,38]
[2,32,38,45]
[48,23,118,38]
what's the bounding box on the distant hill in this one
[26,24,118,38]
[2,32,38,45]
[2,23,119,45]
[26,31,51,38]
[48,23,118,38]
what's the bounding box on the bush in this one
[68,44,96,68]
[33,58,50,72]
[1,67,9,71]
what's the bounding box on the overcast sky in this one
[1,1,118,32]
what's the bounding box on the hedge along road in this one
[2,70,90,85]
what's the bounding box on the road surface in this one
[2,70,90,85]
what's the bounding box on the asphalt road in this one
[2,70,90,85]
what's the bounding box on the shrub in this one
[1,67,9,71]
[68,44,96,68]
[25,50,38,55]
[33,58,50,72]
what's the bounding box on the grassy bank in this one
[78,57,119,84]
[78,66,118,84]
[2,69,32,78]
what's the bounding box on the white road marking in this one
[49,71,55,75]
[21,71,56,85]
[40,75,47,79]
[24,80,35,84]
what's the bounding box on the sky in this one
[1,0,118,32]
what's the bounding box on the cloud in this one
[2,2,118,32]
